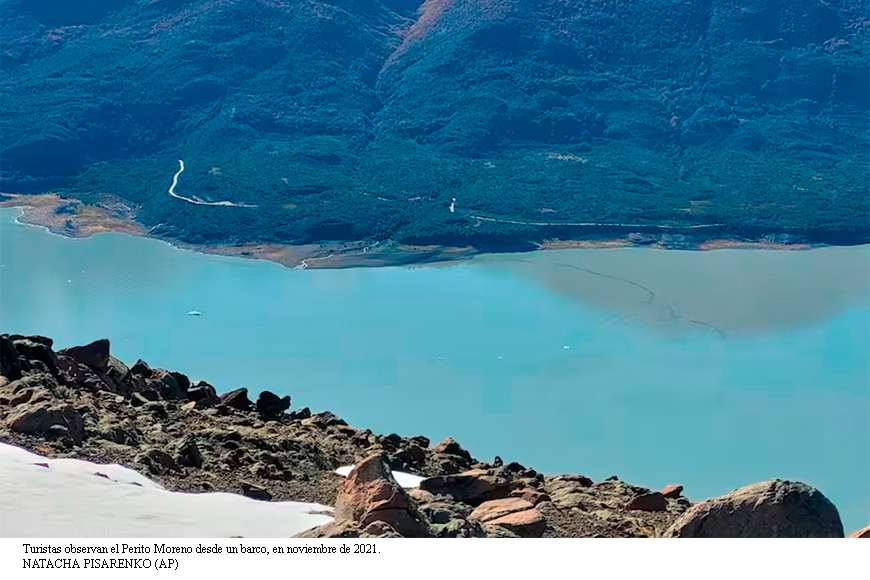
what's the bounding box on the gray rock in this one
[664,479,844,538]
[56,355,107,392]
[10,337,61,378]
[6,402,84,444]
[136,448,181,475]
[420,469,512,504]
[219,388,253,411]
[175,437,204,468]
[59,339,110,374]
[240,481,272,501]
[255,391,291,418]
[129,359,152,378]
[288,407,311,421]
[187,382,219,407]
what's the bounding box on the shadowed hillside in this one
[1,0,867,249]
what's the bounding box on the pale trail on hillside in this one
[168,160,258,208]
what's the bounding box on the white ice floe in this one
[334,465,425,489]
[0,443,333,538]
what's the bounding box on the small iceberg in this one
[187,310,203,316]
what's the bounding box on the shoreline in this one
[0,194,841,271]
[2,333,860,538]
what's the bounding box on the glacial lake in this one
[1,207,868,532]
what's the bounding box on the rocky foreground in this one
[1,334,864,538]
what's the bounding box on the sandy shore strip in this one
[2,194,820,272]
[0,194,478,269]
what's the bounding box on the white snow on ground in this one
[0,443,333,537]
[335,465,425,489]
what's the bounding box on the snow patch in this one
[335,465,425,489]
[0,443,332,537]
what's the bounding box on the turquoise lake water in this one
[1,207,868,532]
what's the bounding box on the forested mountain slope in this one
[2,0,867,248]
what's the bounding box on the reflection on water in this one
[473,246,870,336]
[1,208,868,532]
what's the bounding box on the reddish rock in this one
[548,474,594,488]
[407,488,436,504]
[295,520,362,538]
[432,437,472,462]
[469,498,535,523]
[627,492,667,512]
[662,484,684,499]
[429,437,475,473]
[360,521,403,538]
[420,469,511,504]
[509,488,551,506]
[848,524,870,538]
[332,454,428,538]
[489,509,546,538]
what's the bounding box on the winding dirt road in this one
[169,160,257,208]
[467,214,723,229]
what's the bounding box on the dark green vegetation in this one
[2,0,868,249]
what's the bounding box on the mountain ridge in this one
[1,0,867,250]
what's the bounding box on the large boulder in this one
[186,382,220,408]
[299,454,429,538]
[664,480,844,538]
[105,356,133,393]
[129,359,153,378]
[661,484,684,499]
[626,492,667,512]
[219,388,253,411]
[148,369,189,400]
[1,335,61,381]
[335,454,428,537]
[135,448,181,476]
[288,407,311,421]
[255,391,291,419]
[469,497,535,522]
[420,468,512,505]
[468,497,546,537]
[429,437,475,474]
[59,339,110,374]
[486,508,546,538]
[6,402,85,444]
[0,335,25,380]
[8,337,60,378]
[0,375,54,407]
[56,355,107,392]
[415,497,482,538]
